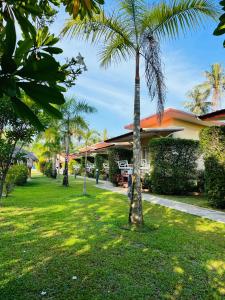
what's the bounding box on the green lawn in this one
[0,176,225,300]
[152,193,217,210]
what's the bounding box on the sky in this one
[51,1,225,138]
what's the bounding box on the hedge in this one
[5,164,28,196]
[108,148,132,185]
[149,138,200,195]
[200,126,225,208]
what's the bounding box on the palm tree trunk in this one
[129,51,143,226]
[52,154,57,179]
[83,149,87,195]
[213,88,220,111]
[63,119,70,186]
[0,172,7,204]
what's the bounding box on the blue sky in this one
[52,1,225,138]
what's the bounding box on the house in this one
[73,108,223,183]
[199,109,225,121]
[124,108,220,140]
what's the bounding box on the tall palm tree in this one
[60,98,96,186]
[199,63,225,110]
[183,87,211,115]
[62,0,217,225]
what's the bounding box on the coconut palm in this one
[62,0,217,225]
[60,98,96,186]
[199,63,225,110]
[183,87,212,115]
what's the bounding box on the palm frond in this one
[119,0,145,45]
[61,11,133,47]
[75,101,97,114]
[142,34,166,120]
[99,35,134,68]
[141,0,218,40]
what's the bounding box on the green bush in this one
[142,173,151,191]
[196,170,205,194]
[4,171,16,196]
[69,160,75,175]
[6,164,28,190]
[108,148,132,185]
[95,154,107,172]
[38,159,46,174]
[149,138,200,195]
[44,161,52,178]
[200,126,225,208]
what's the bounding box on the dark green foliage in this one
[196,170,205,194]
[142,173,151,191]
[149,138,200,195]
[44,161,53,178]
[95,154,107,171]
[200,126,225,208]
[38,159,47,174]
[0,1,97,130]
[214,1,225,47]
[108,148,132,185]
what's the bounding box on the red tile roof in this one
[198,109,225,121]
[124,108,221,130]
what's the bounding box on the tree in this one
[0,0,103,129]
[60,98,96,186]
[214,1,225,47]
[183,87,211,115]
[198,64,225,110]
[80,128,99,195]
[0,97,36,201]
[39,125,62,178]
[62,0,218,225]
[102,128,108,141]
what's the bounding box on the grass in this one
[0,175,225,300]
[152,193,216,210]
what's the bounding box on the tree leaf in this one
[4,17,16,58]
[12,97,45,131]
[42,47,63,54]
[16,53,65,82]
[18,82,65,105]
[13,9,36,40]
[15,39,34,64]
[0,78,17,97]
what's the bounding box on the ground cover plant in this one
[0,175,225,299]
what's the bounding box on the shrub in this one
[44,161,52,178]
[196,170,205,194]
[95,154,107,172]
[4,171,16,196]
[149,138,200,195]
[6,164,28,189]
[108,148,132,185]
[200,126,225,208]
[38,159,46,174]
[69,160,75,175]
[142,173,151,191]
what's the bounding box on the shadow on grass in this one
[0,176,225,299]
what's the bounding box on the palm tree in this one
[60,98,96,186]
[80,128,100,195]
[199,63,225,110]
[62,0,217,225]
[183,87,211,115]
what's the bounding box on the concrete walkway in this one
[94,180,225,224]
